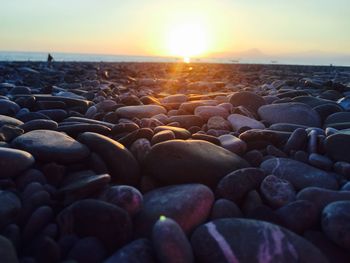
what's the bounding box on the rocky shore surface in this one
[0,61,350,262]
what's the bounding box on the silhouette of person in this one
[47,53,53,63]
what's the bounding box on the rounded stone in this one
[218,134,247,155]
[19,119,58,132]
[0,235,19,263]
[229,91,266,114]
[207,116,231,131]
[116,105,167,119]
[325,130,350,162]
[144,139,249,188]
[191,218,327,263]
[276,200,318,234]
[0,191,21,229]
[260,158,338,190]
[216,168,266,203]
[322,201,350,250]
[67,237,107,263]
[12,130,90,164]
[194,106,229,121]
[260,175,296,208]
[0,115,23,127]
[0,147,34,178]
[258,102,321,127]
[152,217,194,263]
[210,199,243,220]
[104,238,155,263]
[99,185,143,216]
[151,130,175,145]
[297,187,350,212]
[134,184,214,237]
[57,199,132,252]
[77,132,140,186]
[0,100,20,116]
[227,114,265,131]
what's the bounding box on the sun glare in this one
[166,21,209,58]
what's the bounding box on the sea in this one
[0,51,349,66]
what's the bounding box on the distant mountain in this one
[207,48,350,66]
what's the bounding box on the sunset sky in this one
[1,0,349,59]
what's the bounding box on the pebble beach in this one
[0,61,350,262]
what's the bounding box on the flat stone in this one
[144,139,249,188]
[191,218,327,263]
[0,115,23,127]
[229,91,266,114]
[260,158,338,190]
[258,102,321,127]
[168,115,205,129]
[116,105,166,119]
[227,114,265,131]
[194,106,229,121]
[0,147,34,178]
[324,112,350,126]
[134,184,214,237]
[12,130,90,164]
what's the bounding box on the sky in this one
[1,0,349,61]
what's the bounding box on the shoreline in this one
[0,61,349,262]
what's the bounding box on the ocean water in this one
[0,51,349,66]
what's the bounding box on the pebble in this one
[0,191,21,229]
[260,158,338,190]
[216,168,266,203]
[144,139,249,188]
[218,134,247,155]
[0,235,19,263]
[57,199,132,252]
[134,184,214,237]
[258,102,321,127]
[12,130,90,164]
[0,147,34,178]
[116,105,166,119]
[104,238,155,263]
[77,132,140,185]
[260,175,296,208]
[229,91,266,114]
[194,106,229,121]
[322,201,350,250]
[152,217,194,263]
[325,130,350,162]
[297,187,350,212]
[191,218,328,263]
[227,113,265,131]
[0,62,349,261]
[99,185,143,216]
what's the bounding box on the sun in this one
[166,21,209,59]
